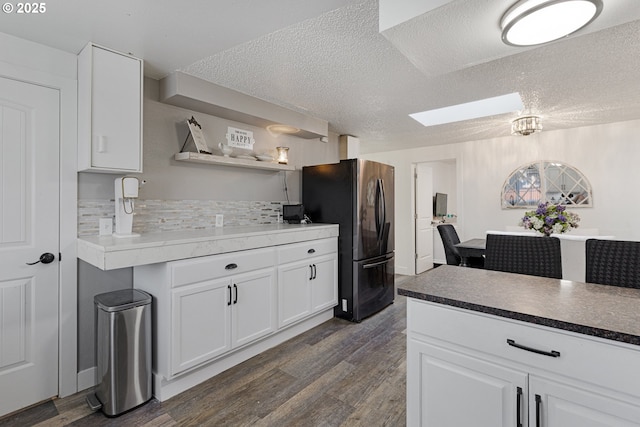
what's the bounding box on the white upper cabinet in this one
[78,43,143,173]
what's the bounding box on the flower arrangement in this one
[520,202,580,236]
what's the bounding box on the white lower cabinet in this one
[134,236,337,400]
[171,277,231,375]
[409,337,527,427]
[277,238,338,328]
[531,376,640,427]
[170,267,276,376]
[407,299,640,427]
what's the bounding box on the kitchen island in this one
[398,265,640,426]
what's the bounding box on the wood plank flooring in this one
[0,286,408,427]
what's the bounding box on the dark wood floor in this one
[0,287,408,427]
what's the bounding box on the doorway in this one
[414,163,434,274]
[413,159,458,270]
[0,76,61,416]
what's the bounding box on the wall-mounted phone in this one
[113,176,140,237]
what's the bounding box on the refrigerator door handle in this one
[363,254,394,269]
[379,178,386,241]
[374,179,381,241]
[375,178,386,243]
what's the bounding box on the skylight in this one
[410,92,524,127]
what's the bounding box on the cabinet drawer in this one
[170,247,276,287]
[408,299,640,400]
[277,237,337,264]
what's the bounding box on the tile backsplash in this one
[78,199,293,237]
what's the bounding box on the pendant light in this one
[501,0,603,47]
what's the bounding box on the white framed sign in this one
[226,127,255,150]
[186,116,212,154]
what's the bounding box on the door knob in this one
[26,253,55,265]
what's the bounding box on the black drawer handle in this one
[225,263,238,270]
[307,248,316,254]
[535,394,542,427]
[507,339,560,358]
[516,387,523,427]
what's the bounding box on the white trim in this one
[0,33,78,398]
[77,367,97,392]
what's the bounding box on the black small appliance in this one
[283,204,304,223]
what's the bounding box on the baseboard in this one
[395,264,410,275]
[77,367,97,391]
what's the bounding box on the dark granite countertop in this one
[398,265,640,346]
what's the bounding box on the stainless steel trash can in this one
[90,289,152,417]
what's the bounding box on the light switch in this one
[215,214,224,227]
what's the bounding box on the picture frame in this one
[184,116,212,154]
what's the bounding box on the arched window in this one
[501,161,592,209]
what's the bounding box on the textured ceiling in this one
[182,0,640,153]
[2,0,640,154]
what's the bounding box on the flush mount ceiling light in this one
[266,124,300,135]
[512,116,542,136]
[501,0,603,47]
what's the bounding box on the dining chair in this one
[437,224,484,268]
[437,224,461,266]
[585,239,640,288]
[484,234,562,279]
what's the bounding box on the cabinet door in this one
[79,43,143,172]
[530,376,640,427]
[232,268,277,348]
[277,261,312,328]
[408,337,527,427]
[171,277,231,376]
[310,254,338,313]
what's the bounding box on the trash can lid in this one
[94,289,152,312]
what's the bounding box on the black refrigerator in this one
[302,159,394,322]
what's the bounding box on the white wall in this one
[363,119,640,275]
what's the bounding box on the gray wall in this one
[77,77,340,372]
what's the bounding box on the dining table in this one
[454,238,486,267]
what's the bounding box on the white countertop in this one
[78,223,339,270]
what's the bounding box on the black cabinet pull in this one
[312,264,317,280]
[225,263,238,270]
[307,248,316,254]
[535,394,542,427]
[309,265,314,280]
[227,285,232,306]
[516,387,523,427]
[507,339,560,358]
[233,284,238,304]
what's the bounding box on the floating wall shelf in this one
[174,152,295,172]
[160,72,328,139]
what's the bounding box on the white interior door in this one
[0,77,60,416]
[415,164,434,274]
